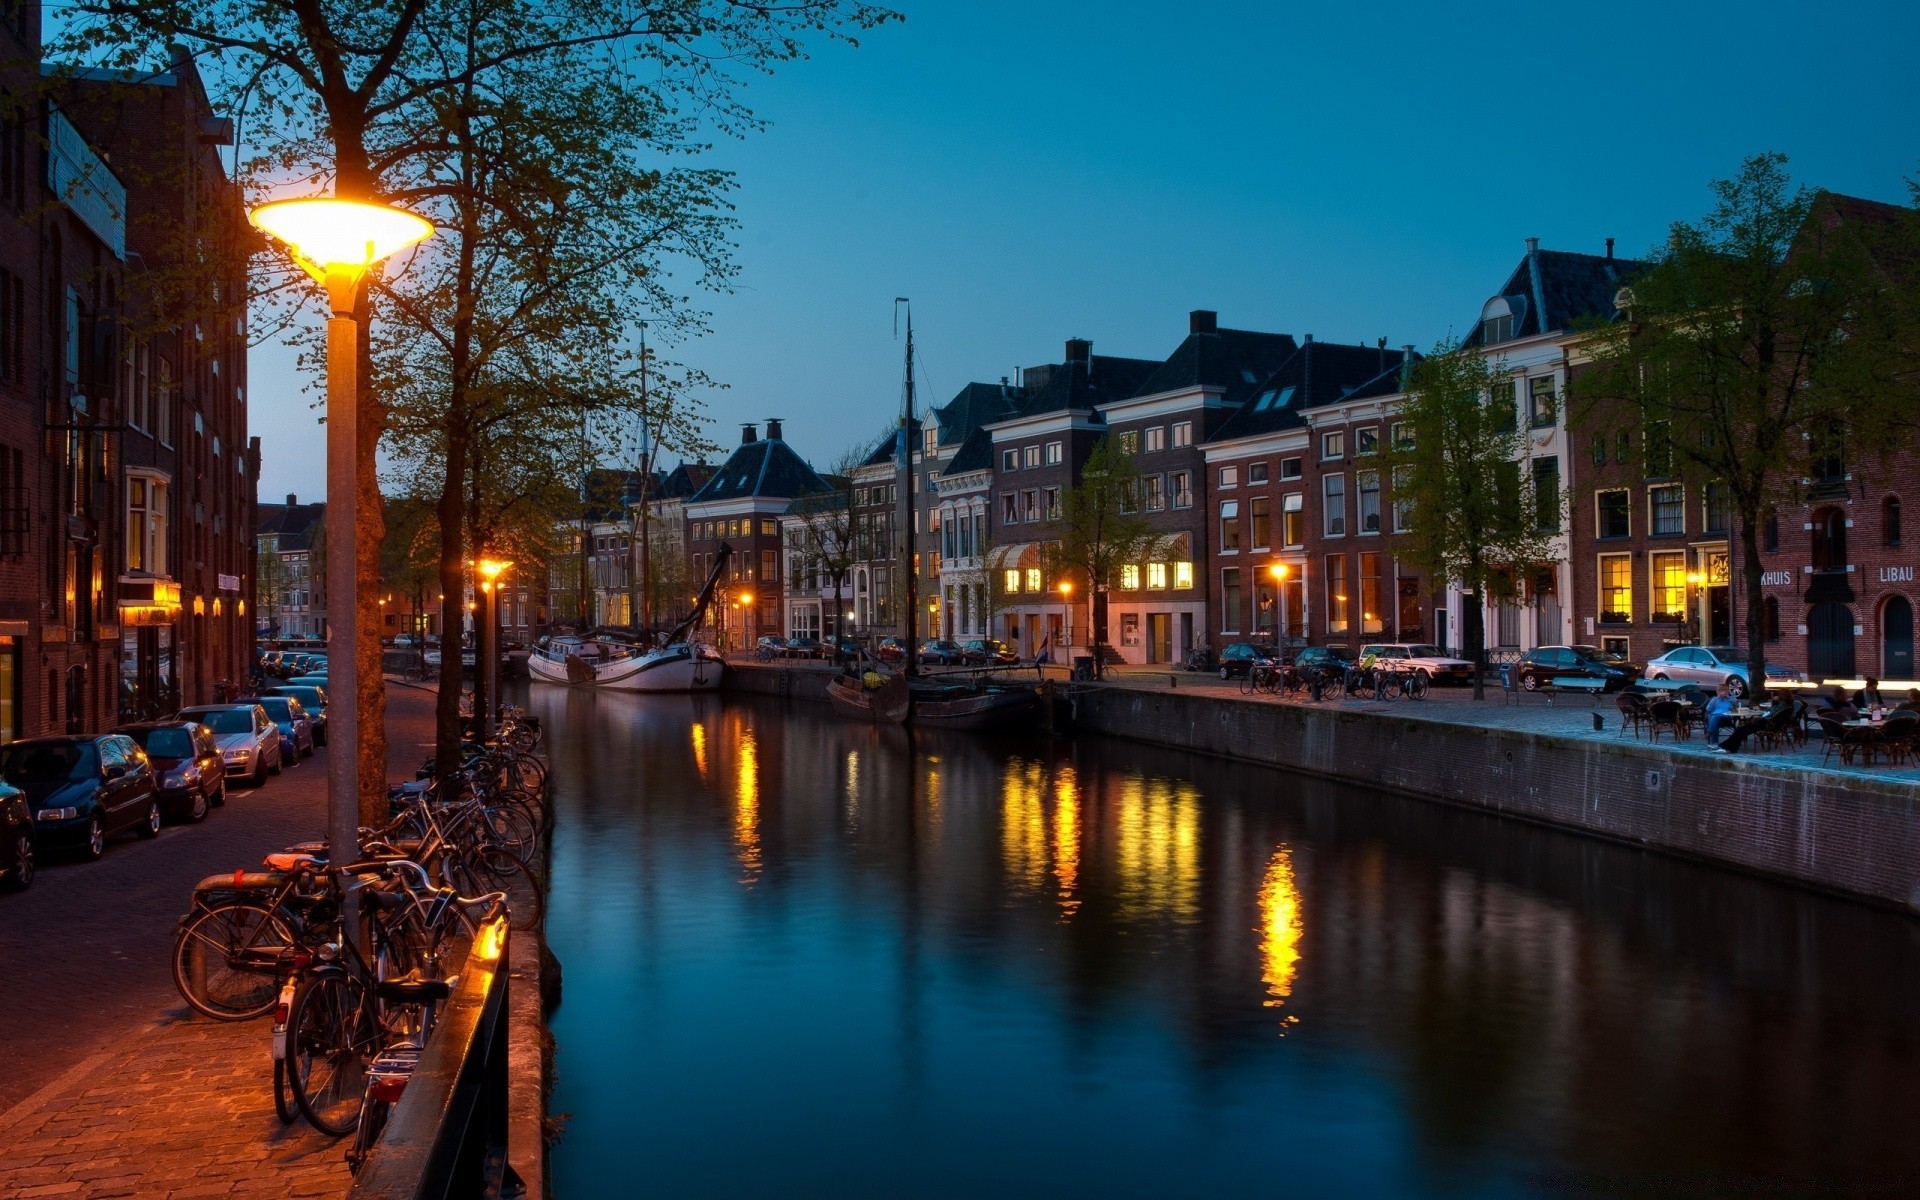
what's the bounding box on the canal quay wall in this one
[722,662,1920,913]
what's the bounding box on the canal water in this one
[532,688,1920,1197]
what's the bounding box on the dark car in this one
[754,635,790,660]
[1217,642,1282,679]
[787,636,826,659]
[257,695,317,761]
[0,779,32,891]
[0,734,160,860]
[1291,646,1357,676]
[960,638,1019,665]
[831,637,866,664]
[874,637,908,664]
[117,721,225,822]
[919,639,967,666]
[1515,645,1632,692]
[265,684,328,746]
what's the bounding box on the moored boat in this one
[908,680,1041,731]
[528,637,723,692]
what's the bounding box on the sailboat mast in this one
[897,303,918,679]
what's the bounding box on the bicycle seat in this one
[263,852,322,872]
[376,969,453,1004]
[387,780,431,798]
[194,870,281,895]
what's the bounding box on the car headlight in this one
[226,749,251,761]
[163,770,192,788]
[37,807,78,821]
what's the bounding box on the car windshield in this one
[195,710,255,735]
[143,729,194,758]
[259,699,293,721]
[1,742,96,783]
[1706,647,1741,662]
[280,689,324,708]
[1406,645,1445,658]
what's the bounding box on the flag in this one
[1035,632,1051,666]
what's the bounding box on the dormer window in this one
[1480,296,1515,344]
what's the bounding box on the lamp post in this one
[1268,562,1289,642]
[477,559,512,736]
[1058,580,1073,661]
[249,197,432,898]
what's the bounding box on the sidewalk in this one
[0,688,442,1200]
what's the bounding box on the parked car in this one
[1358,643,1476,685]
[265,685,329,746]
[286,674,330,688]
[177,704,285,787]
[919,639,967,666]
[754,635,790,660]
[257,695,317,760]
[1642,645,1805,697]
[960,638,1019,665]
[832,637,866,663]
[117,721,225,822]
[0,734,160,860]
[1,778,33,890]
[1217,642,1282,679]
[874,637,909,663]
[1514,645,1633,692]
[786,636,826,659]
[1291,646,1356,677]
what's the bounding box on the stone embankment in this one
[723,661,1920,912]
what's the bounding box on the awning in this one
[987,542,1041,571]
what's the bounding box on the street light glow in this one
[250,197,434,285]
[1268,563,1288,580]
[477,558,513,583]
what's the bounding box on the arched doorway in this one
[1884,596,1914,679]
[1807,602,1856,679]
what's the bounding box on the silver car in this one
[177,704,285,787]
[1358,643,1477,685]
[1641,645,1804,697]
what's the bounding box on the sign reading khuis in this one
[1760,570,1794,587]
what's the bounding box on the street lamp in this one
[477,559,512,736]
[1057,580,1073,658]
[249,196,433,894]
[1267,562,1288,641]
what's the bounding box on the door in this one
[1707,585,1732,645]
[1147,614,1172,664]
[1179,613,1193,662]
[1807,602,1856,679]
[1884,596,1914,679]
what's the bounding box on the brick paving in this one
[0,685,443,1199]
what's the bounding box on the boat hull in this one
[910,684,1041,731]
[528,645,723,692]
[827,674,911,724]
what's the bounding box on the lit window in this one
[1599,554,1632,623]
[1003,569,1020,594]
[1173,561,1193,589]
[1147,562,1167,589]
[1120,564,1140,590]
[125,473,169,574]
[1282,494,1304,546]
[1025,567,1041,593]
[1650,551,1686,622]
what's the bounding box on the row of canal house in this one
[0,15,255,744]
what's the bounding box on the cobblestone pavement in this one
[0,685,442,1199]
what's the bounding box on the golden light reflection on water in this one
[1053,767,1080,920]
[734,731,762,882]
[1257,844,1303,1031]
[690,721,709,782]
[1115,775,1200,922]
[1001,760,1048,891]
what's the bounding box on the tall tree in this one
[1384,341,1561,700]
[1574,154,1915,697]
[1044,436,1155,679]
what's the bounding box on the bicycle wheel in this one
[172,903,293,1021]
[1407,673,1430,700]
[473,846,544,931]
[287,971,376,1137]
[273,1057,296,1124]
[482,802,540,864]
[1239,671,1257,696]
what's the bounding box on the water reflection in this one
[535,689,1920,1198]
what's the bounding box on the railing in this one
[347,917,518,1200]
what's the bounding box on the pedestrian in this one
[1703,682,1737,746]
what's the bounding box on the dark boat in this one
[908,680,1041,731]
[826,671,911,724]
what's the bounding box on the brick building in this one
[685,420,826,650]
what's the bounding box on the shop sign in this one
[118,577,182,627]
[218,573,241,592]
[1878,566,1914,583]
[1760,570,1794,587]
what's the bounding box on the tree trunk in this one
[1739,511,1769,703]
[1466,558,1487,701]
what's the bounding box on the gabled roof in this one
[689,435,830,505]
[931,381,1024,447]
[1813,191,1919,283]
[1012,351,1162,419]
[942,426,996,477]
[654,462,715,501]
[1128,327,1300,406]
[257,501,326,550]
[1465,245,1648,347]
[1209,340,1413,442]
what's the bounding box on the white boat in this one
[528,636,724,692]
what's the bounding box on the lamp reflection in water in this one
[1052,766,1081,919]
[1115,775,1200,922]
[1257,844,1303,1031]
[733,731,761,882]
[1001,760,1048,891]
[689,720,709,782]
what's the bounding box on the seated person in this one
[1703,683,1739,746]
[1898,688,1920,712]
[1714,698,1794,754]
[1857,676,1888,710]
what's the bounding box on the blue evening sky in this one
[252,0,1918,499]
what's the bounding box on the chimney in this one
[1189,309,1218,335]
[286,493,296,506]
[1064,338,1091,366]
[764,418,783,441]
[1377,336,1387,372]
[1605,236,1615,261]
[740,422,757,446]
[1303,333,1313,344]
[1526,236,1539,255]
